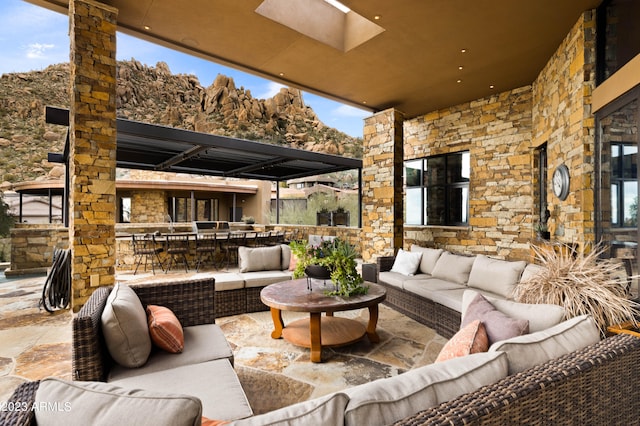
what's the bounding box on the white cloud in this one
[26,43,55,59]
[332,104,372,119]
[257,82,286,99]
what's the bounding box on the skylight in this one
[256,0,384,52]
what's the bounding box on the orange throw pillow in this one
[435,320,489,363]
[146,305,184,353]
[201,418,229,426]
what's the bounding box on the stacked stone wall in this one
[131,190,166,223]
[361,110,404,261]
[69,0,118,310]
[9,225,68,274]
[403,87,534,260]
[532,11,596,248]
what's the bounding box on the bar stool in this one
[164,233,191,273]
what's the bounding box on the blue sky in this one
[0,0,370,137]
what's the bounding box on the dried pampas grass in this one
[514,243,639,336]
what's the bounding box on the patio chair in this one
[132,233,164,275]
[256,231,271,246]
[164,233,191,273]
[220,232,245,268]
[195,233,219,272]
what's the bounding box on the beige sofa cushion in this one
[281,243,291,270]
[239,245,283,272]
[343,351,508,426]
[520,263,546,282]
[467,255,527,298]
[461,290,565,333]
[410,244,444,274]
[101,283,152,368]
[431,252,476,285]
[489,314,601,375]
[230,392,349,426]
[108,324,233,381]
[35,378,202,426]
[111,359,253,421]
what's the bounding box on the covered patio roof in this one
[45,106,361,182]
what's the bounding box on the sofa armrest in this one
[0,381,40,426]
[377,256,396,273]
[361,263,378,283]
[73,286,112,382]
[131,277,215,327]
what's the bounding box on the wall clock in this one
[552,164,570,201]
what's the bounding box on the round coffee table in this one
[260,279,386,362]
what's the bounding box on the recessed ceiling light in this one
[144,25,151,30]
[489,85,495,89]
[458,66,463,70]
[461,48,467,53]
[457,79,462,83]
[374,15,381,20]
[279,72,285,76]
[362,101,367,104]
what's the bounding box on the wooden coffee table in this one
[261,279,386,362]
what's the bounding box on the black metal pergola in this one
[45,106,363,226]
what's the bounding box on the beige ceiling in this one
[29,0,602,119]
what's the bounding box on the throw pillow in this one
[430,252,476,284]
[202,418,229,426]
[101,283,152,368]
[238,245,282,272]
[390,248,422,276]
[435,319,489,362]
[410,244,444,275]
[461,292,529,345]
[147,305,184,353]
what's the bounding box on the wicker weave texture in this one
[0,381,39,426]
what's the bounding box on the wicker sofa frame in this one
[370,256,462,339]
[4,333,640,425]
[72,277,217,382]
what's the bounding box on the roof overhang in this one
[26,0,602,118]
[45,106,361,182]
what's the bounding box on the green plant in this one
[289,238,367,297]
[514,243,639,336]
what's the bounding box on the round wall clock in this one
[552,164,570,201]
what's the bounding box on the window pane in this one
[405,160,423,187]
[612,145,620,178]
[611,183,619,225]
[622,145,638,179]
[426,156,446,186]
[406,188,423,224]
[448,186,468,224]
[447,152,470,183]
[426,186,445,225]
[623,181,638,226]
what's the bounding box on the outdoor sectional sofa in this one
[4,245,640,424]
[365,244,545,339]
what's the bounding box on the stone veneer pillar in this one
[361,109,404,261]
[69,0,118,310]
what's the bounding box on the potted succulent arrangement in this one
[289,238,368,296]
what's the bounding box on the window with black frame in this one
[405,151,470,226]
[610,142,638,227]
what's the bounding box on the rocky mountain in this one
[0,60,362,186]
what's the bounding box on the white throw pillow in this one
[390,248,423,276]
[461,290,565,333]
[34,378,202,426]
[489,314,601,375]
[101,283,152,368]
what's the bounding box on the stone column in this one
[361,108,404,261]
[69,0,118,310]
